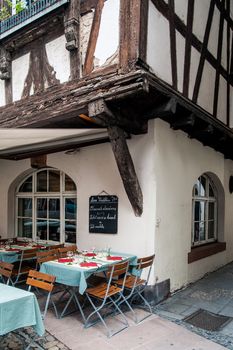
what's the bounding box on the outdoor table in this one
[0,283,45,337]
[40,252,137,295]
[40,252,137,320]
[0,244,47,263]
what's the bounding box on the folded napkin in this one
[6,248,19,252]
[58,258,74,263]
[107,256,123,261]
[32,245,46,248]
[84,252,96,257]
[80,262,98,267]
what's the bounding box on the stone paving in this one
[153,261,233,349]
[0,328,71,350]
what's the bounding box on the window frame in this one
[191,174,218,247]
[15,168,77,243]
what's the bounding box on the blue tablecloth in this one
[40,252,137,295]
[0,283,45,336]
[0,251,19,263]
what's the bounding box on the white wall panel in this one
[0,80,5,107]
[217,76,227,124]
[176,32,185,93]
[46,35,70,83]
[147,1,172,85]
[12,53,30,102]
[193,0,209,43]
[188,47,200,100]
[208,7,220,58]
[174,0,187,25]
[197,60,215,114]
[94,0,119,67]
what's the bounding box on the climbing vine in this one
[0,0,26,20]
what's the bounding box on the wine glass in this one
[67,250,74,260]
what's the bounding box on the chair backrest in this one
[0,261,14,284]
[22,248,38,260]
[58,245,77,258]
[36,249,59,266]
[26,269,56,292]
[136,254,155,284]
[48,243,64,250]
[107,260,129,280]
[26,269,57,319]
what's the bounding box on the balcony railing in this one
[0,0,69,39]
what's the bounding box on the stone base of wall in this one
[144,279,170,305]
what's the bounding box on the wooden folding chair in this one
[36,249,59,269]
[84,260,130,337]
[0,261,14,285]
[58,245,77,258]
[115,254,155,323]
[11,248,37,286]
[26,269,58,319]
[48,243,64,250]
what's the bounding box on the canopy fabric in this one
[0,129,108,159]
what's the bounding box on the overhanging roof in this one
[0,128,108,160]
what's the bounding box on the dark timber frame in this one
[0,0,232,216]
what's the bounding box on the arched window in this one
[192,174,217,246]
[16,168,77,243]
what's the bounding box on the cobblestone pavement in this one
[0,327,71,350]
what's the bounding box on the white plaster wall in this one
[217,76,227,124]
[12,53,30,102]
[153,119,233,291]
[46,35,70,83]
[188,47,200,100]
[193,0,209,44]
[174,0,187,25]
[94,0,119,67]
[147,1,172,85]
[0,130,157,282]
[197,60,215,115]
[176,32,185,92]
[80,11,94,66]
[0,80,5,107]
[230,87,233,127]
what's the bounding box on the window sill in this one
[188,242,226,264]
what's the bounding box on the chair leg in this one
[84,294,111,337]
[85,294,129,338]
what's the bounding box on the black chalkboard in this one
[89,195,118,233]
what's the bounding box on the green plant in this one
[0,0,26,21]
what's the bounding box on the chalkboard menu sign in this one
[89,195,118,233]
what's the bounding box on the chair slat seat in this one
[86,282,122,299]
[116,275,145,288]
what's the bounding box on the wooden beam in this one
[182,0,194,96]
[171,113,195,130]
[213,0,225,118]
[192,0,215,102]
[139,0,149,62]
[168,0,177,90]
[144,97,177,119]
[83,0,104,75]
[107,125,143,217]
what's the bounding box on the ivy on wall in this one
[0,0,25,20]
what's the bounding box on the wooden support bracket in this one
[107,125,143,217]
[88,99,143,216]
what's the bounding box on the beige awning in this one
[0,129,108,160]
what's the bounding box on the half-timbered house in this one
[0,0,232,299]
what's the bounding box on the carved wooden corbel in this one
[64,18,80,51]
[0,46,11,80]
